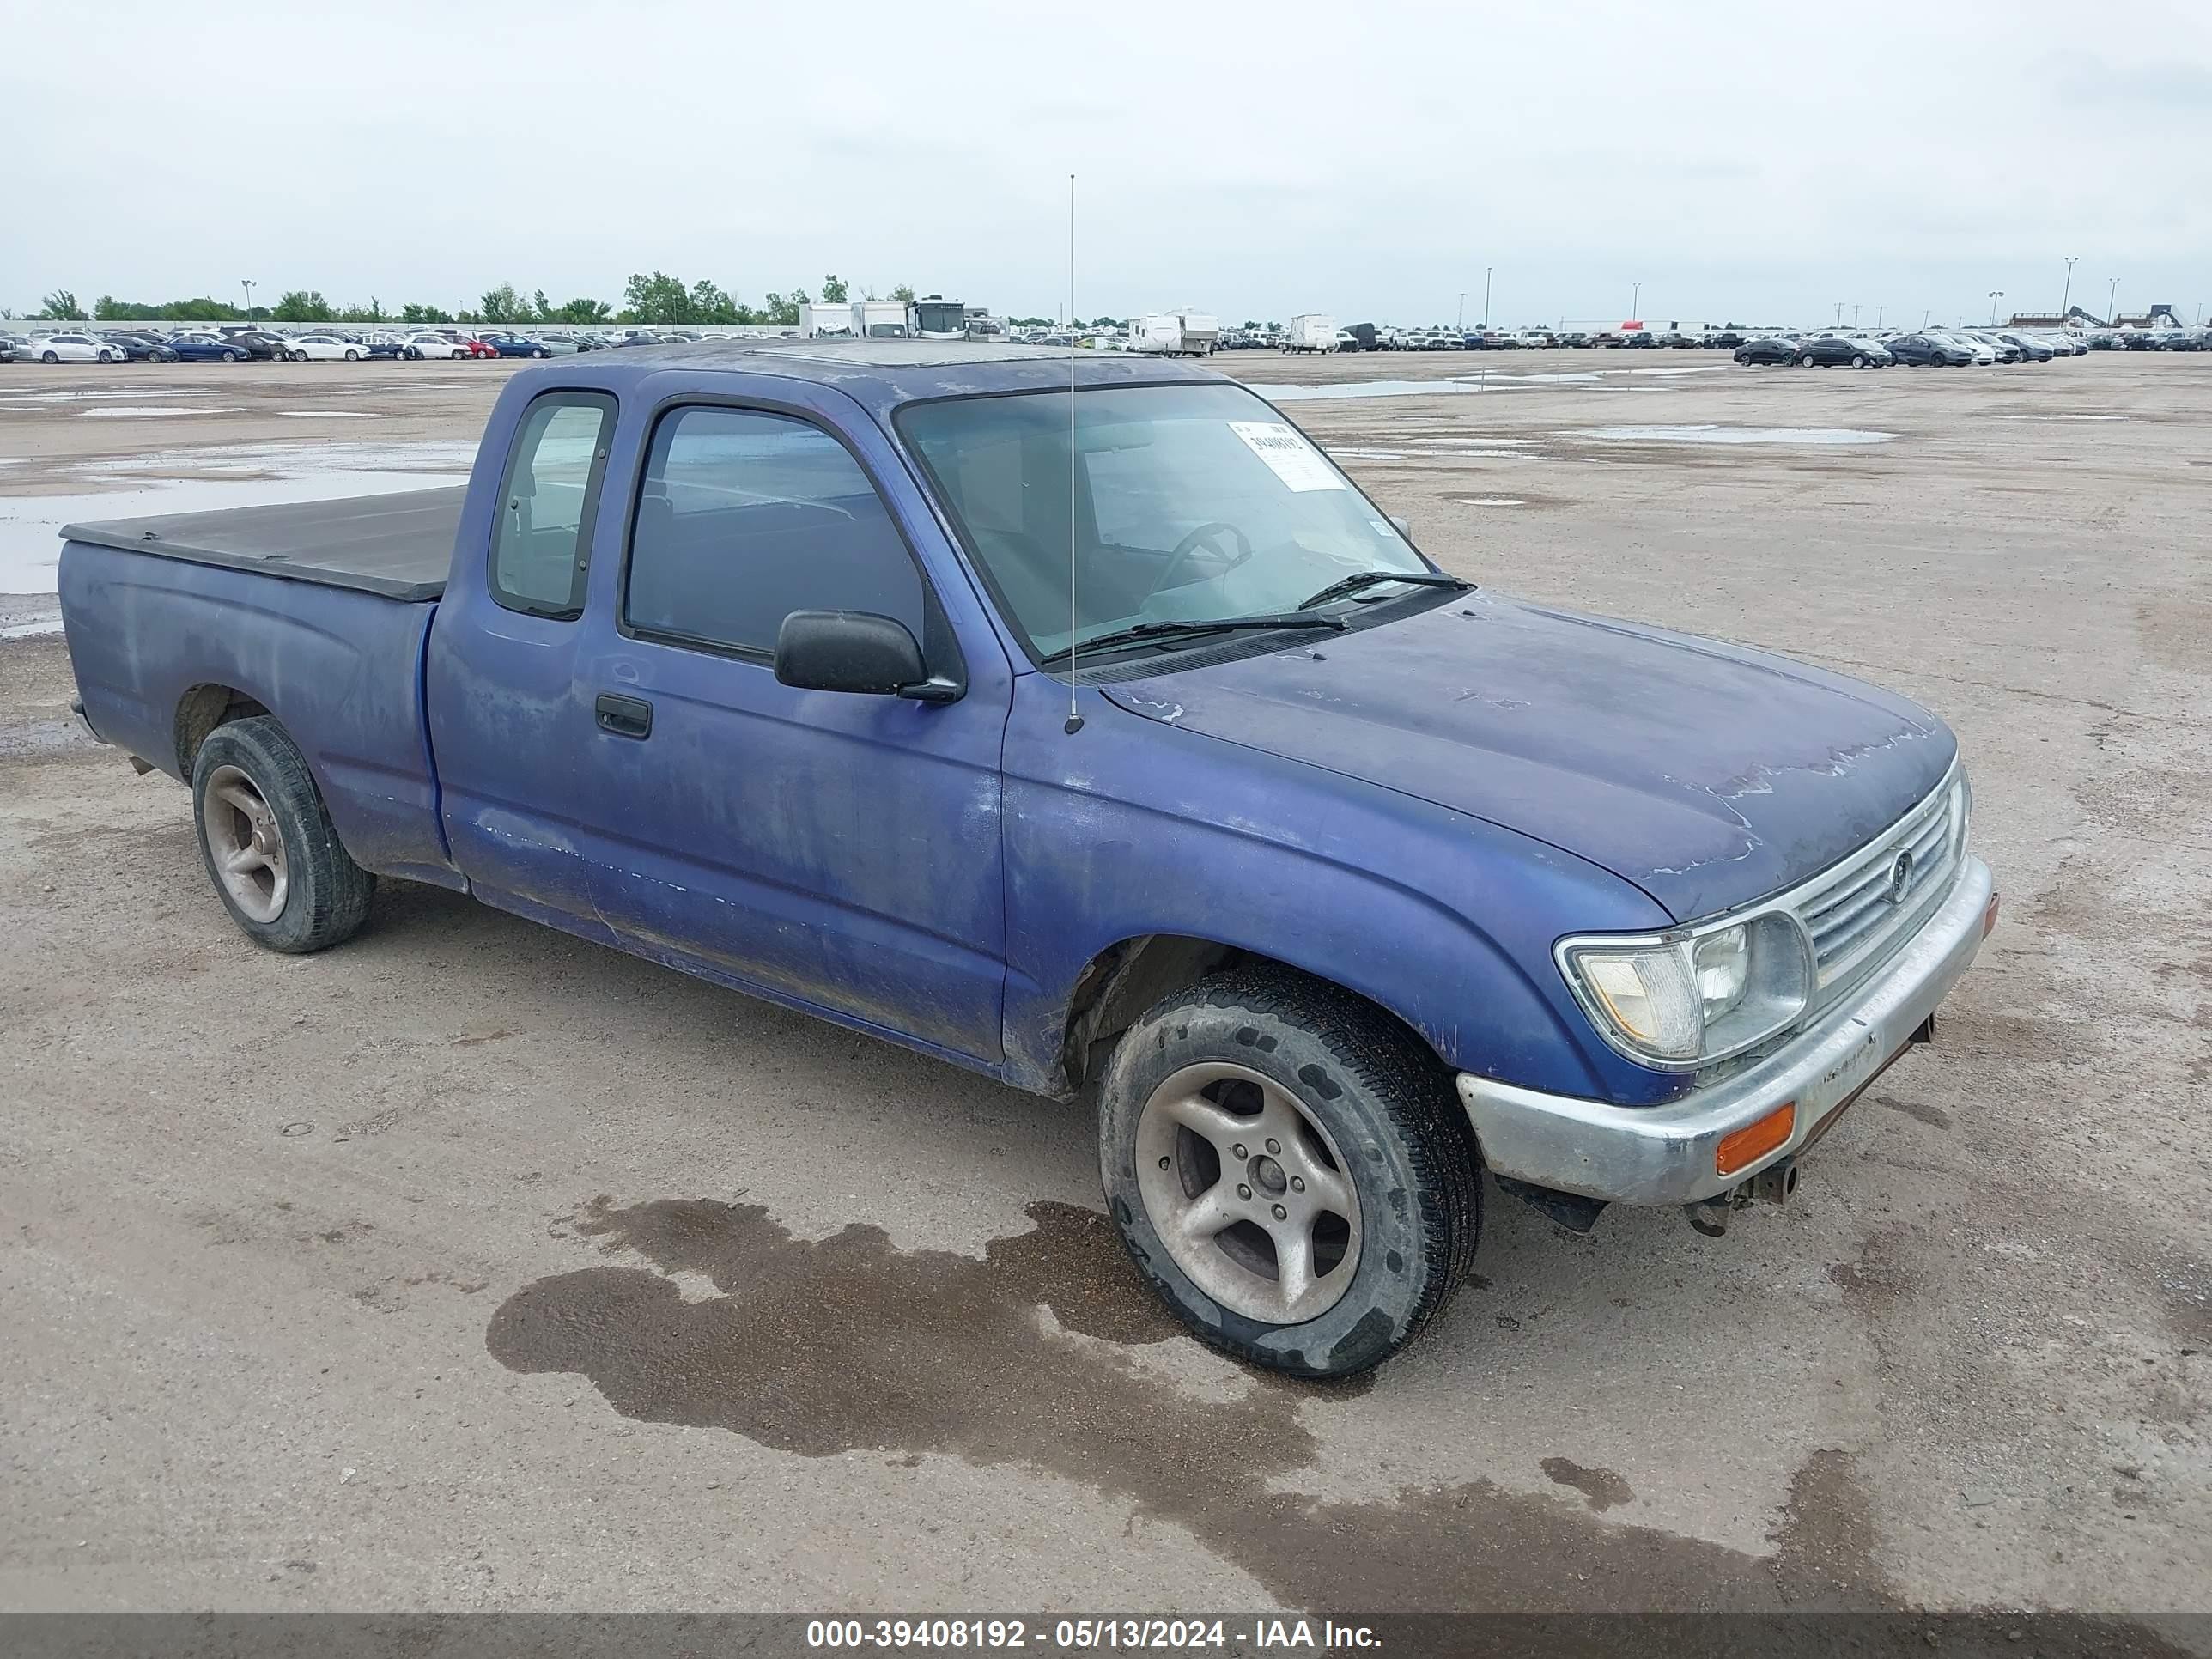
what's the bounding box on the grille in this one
[1795,775,1962,993]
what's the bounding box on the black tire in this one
[41,350,58,364]
[1797,354,1814,367]
[1098,966,1480,1379]
[532,347,550,359]
[222,349,240,362]
[191,715,374,954]
[1851,354,1868,368]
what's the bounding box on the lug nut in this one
[1158,1156,1170,1170]
[1236,1183,1252,1200]
[1265,1138,1280,1154]
[1232,1144,1248,1159]
[1290,1176,1305,1193]
[1271,1204,1288,1220]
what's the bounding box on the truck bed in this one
[62,486,464,602]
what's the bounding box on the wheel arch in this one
[1048,933,1461,1102]
[173,682,271,775]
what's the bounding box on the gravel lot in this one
[2,351,2206,1623]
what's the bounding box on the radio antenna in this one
[1063,171,1085,736]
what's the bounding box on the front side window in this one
[489,392,616,619]
[898,382,1427,662]
[623,406,926,657]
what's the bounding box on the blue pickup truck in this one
[58,341,1996,1376]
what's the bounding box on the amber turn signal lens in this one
[1717,1102,1796,1176]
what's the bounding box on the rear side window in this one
[489,392,616,619]
[623,406,924,657]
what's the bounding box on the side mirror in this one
[775,610,948,700]
[1389,514,1413,538]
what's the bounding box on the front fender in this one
[1000,678,1683,1107]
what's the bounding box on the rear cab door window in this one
[489,392,617,619]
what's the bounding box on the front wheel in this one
[532,348,549,358]
[1797,354,1815,367]
[1852,354,1868,368]
[191,715,374,953]
[41,350,58,364]
[344,349,360,361]
[222,349,240,362]
[1098,968,1480,1379]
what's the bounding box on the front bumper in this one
[1456,855,1996,1206]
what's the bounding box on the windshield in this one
[899,382,1430,662]
[913,302,965,335]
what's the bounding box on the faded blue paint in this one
[58,346,1957,1112]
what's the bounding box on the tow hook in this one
[1751,1157,1798,1206]
[1684,1185,1752,1237]
[1684,1160,1797,1236]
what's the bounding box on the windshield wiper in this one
[1036,611,1345,669]
[1295,569,1471,611]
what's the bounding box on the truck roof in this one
[599,337,1222,411]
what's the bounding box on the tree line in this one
[28,272,964,330]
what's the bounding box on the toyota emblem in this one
[1884,849,1914,904]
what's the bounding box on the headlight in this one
[1559,912,1812,1069]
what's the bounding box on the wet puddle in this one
[486,1193,1867,1612]
[78,406,250,418]
[1451,496,1527,507]
[0,441,472,594]
[1572,425,1898,446]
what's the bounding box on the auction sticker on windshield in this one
[1229,422,1346,491]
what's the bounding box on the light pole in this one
[1852,304,1862,329]
[1629,280,1639,321]
[1457,291,1466,329]
[2061,256,2077,318]
[240,279,255,318]
[1834,301,1844,326]
[1483,266,1492,328]
[2106,276,2118,322]
[1875,306,1884,327]
[1987,290,2003,325]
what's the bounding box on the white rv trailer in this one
[1125,309,1219,356]
[1285,314,1338,353]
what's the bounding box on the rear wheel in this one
[1797,353,1814,367]
[191,716,374,953]
[41,350,58,364]
[1099,967,1480,1378]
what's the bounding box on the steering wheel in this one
[1152,521,1255,596]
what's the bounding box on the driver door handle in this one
[594,693,653,739]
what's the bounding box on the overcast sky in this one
[6,0,2208,328]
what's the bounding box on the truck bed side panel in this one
[59,540,458,887]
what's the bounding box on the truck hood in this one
[1099,593,1954,921]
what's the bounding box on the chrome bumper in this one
[1456,856,1996,1206]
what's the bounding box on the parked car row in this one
[1729,326,2094,368]
[0,322,739,366]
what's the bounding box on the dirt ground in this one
[1,349,2207,1624]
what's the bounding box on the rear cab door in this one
[430,364,1017,1066]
